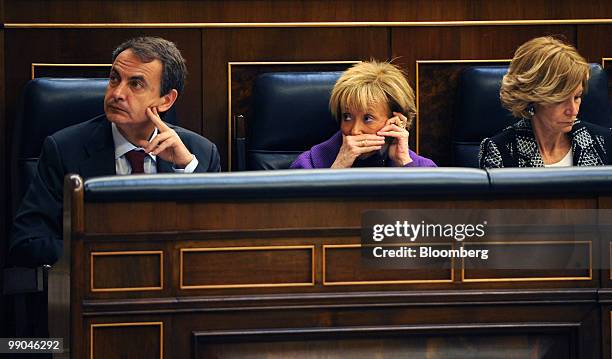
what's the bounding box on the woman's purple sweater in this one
[290,131,437,169]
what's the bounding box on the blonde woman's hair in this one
[500,36,590,118]
[329,60,416,129]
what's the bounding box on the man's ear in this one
[157,89,178,112]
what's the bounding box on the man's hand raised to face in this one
[139,107,194,168]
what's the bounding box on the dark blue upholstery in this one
[12,78,109,209]
[12,78,177,207]
[488,166,612,195]
[84,168,490,201]
[81,166,612,201]
[453,64,612,168]
[242,72,342,170]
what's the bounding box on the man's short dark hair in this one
[112,37,187,95]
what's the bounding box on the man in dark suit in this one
[10,36,220,267]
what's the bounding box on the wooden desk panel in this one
[66,180,608,358]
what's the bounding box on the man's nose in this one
[110,82,127,101]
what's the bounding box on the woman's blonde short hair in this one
[500,36,590,119]
[329,60,416,129]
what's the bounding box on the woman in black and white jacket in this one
[479,36,612,168]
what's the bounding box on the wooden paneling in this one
[180,246,314,289]
[82,240,170,300]
[393,25,576,75]
[2,0,612,345]
[202,27,389,168]
[64,172,612,357]
[392,25,575,163]
[577,25,612,63]
[90,251,163,292]
[4,0,612,23]
[605,307,612,359]
[462,241,592,282]
[83,197,596,234]
[194,327,574,359]
[32,64,111,78]
[323,244,453,285]
[85,202,178,233]
[90,322,162,359]
[577,25,612,107]
[3,28,202,139]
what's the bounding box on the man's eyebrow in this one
[128,75,146,82]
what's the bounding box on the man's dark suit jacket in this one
[10,114,221,266]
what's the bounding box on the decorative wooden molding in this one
[180,245,315,289]
[90,321,163,359]
[6,19,612,29]
[461,241,592,283]
[90,251,164,293]
[323,243,455,286]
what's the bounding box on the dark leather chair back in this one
[12,78,178,209]
[12,78,109,209]
[243,71,342,170]
[453,64,612,168]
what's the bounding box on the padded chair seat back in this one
[18,78,109,160]
[12,78,109,208]
[247,72,342,170]
[12,77,177,208]
[453,64,612,167]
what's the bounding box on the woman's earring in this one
[527,104,535,117]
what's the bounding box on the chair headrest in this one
[454,64,612,143]
[579,64,612,127]
[17,78,109,159]
[454,66,516,142]
[16,78,178,159]
[249,72,341,152]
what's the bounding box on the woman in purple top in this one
[290,61,436,169]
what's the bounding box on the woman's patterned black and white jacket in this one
[478,119,612,168]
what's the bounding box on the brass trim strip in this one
[180,245,315,289]
[461,241,592,283]
[228,61,361,65]
[6,19,612,29]
[414,59,511,154]
[322,243,454,286]
[90,321,163,359]
[31,63,111,79]
[227,61,232,170]
[90,251,164,292]
[416,59,513,64]
[226,60,360,171]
